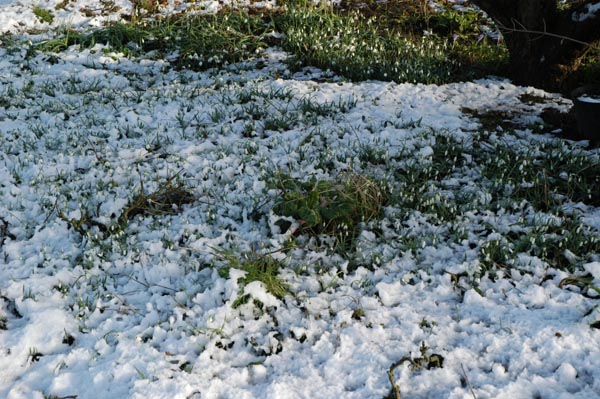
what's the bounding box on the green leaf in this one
[298,206,321,227]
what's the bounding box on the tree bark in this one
[470,0,600,92]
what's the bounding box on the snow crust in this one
[0,1,599,399]
[572,1,600,22]
[578,95,600,104]
[0,0,278,33]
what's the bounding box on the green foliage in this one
[392,131,472,222]
[574,44,600,87]
[31,1,510,83]
[429,8,485,37]
[391,341,444,373]
[32,6,54,24]
[479,238,512,272]
[480,140,600,210]
[385,128,600,295]
[240,256,289,300]
[215,250,290,307]
[36,29,86,53]
[455,207,600,293]
[514,213,600,271]
[82,23,150,56]
[279,4,456,84]
[36,10,271,69]
[559,275,600,298]
[58,177,193,241]
[273,174,387,249]
[171,11,270,70]
[450,37,509,80]
[330,0,508,81]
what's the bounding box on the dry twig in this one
[460,363,478,399]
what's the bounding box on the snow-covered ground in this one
[1,1,599,399]
[0,0,281,34]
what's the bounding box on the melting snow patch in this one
[572,1,600,21]
[578,95,600,103]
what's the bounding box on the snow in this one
[0,1,599,399]
[578,95,600,104]
[572,1,600,22]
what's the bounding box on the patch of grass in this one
[450,37,509,80]
[215,249,290,307]
[35,24,140,55]
[37,10,272,69]
[479,237,513,274]
[58,176,193,240]
[0,32,21,55]
[384,129,599,293]
[58,208,108,238]
[559,275,600,298]
[421,5,508,78]
[32,6,54,24]
[79,23,151,56]
[298,95,357,118]
[32,1,508,82]
[513,213,600,271]
[170,11,271,70]
[263,114,297,132]
[54,0,72,11]
[273,173,388,250]
[279,4,456,84]
[330,0,508,81]
[392,131,473,222]
[480,139,600,210]
[119,177,194,224]
[462,211,600,293]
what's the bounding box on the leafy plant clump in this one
[480,139,600,210]
[215,250,290,308]
[279,4,456,84]
[59,178,194,240]
[386,341,444,399]
[475,211,600,275]
[119,178,195,224]
[37,10,272,69]
[32,6,55,24]
[393,131,471,219]
[273,174,388,249]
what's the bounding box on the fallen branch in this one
[387,359,404,399]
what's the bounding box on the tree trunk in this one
[471,0,600,92]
